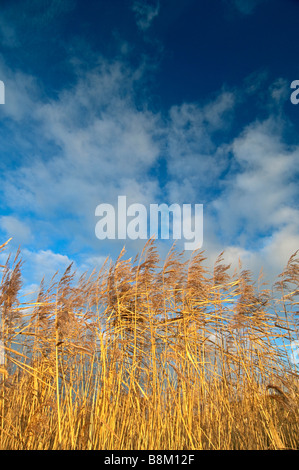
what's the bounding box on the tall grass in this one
[0,239,298,450]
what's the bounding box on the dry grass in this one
[0,238,298,450]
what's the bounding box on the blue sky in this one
[0,0,299,294]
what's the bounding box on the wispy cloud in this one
[212,117,299,240]
[0,55,162,258]
[0,15,19,47]
[132,0,160,31]
[20,0,76,26]
[162,78,299,279]
[21,248,75,287]
[165,90,236,202]
[0,216,33,246]
[207,116,299,280]
[226,0,268,15]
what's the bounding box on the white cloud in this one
[132,0,160,31]
[21,248,74,286]
[203,117,299,282]
[0,56,162,259]
[165,91,235,202]
[0,57,40,121]
[269,78,290,105]
[210,224,299,287]
[0,16,19,47]
[0,216,33,245]
[211,117,299,239]
[161,82,299,282]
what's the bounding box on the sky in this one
[0,0,299,296]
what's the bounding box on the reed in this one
[0,239,298,450]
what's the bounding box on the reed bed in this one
[0,238,298,450]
